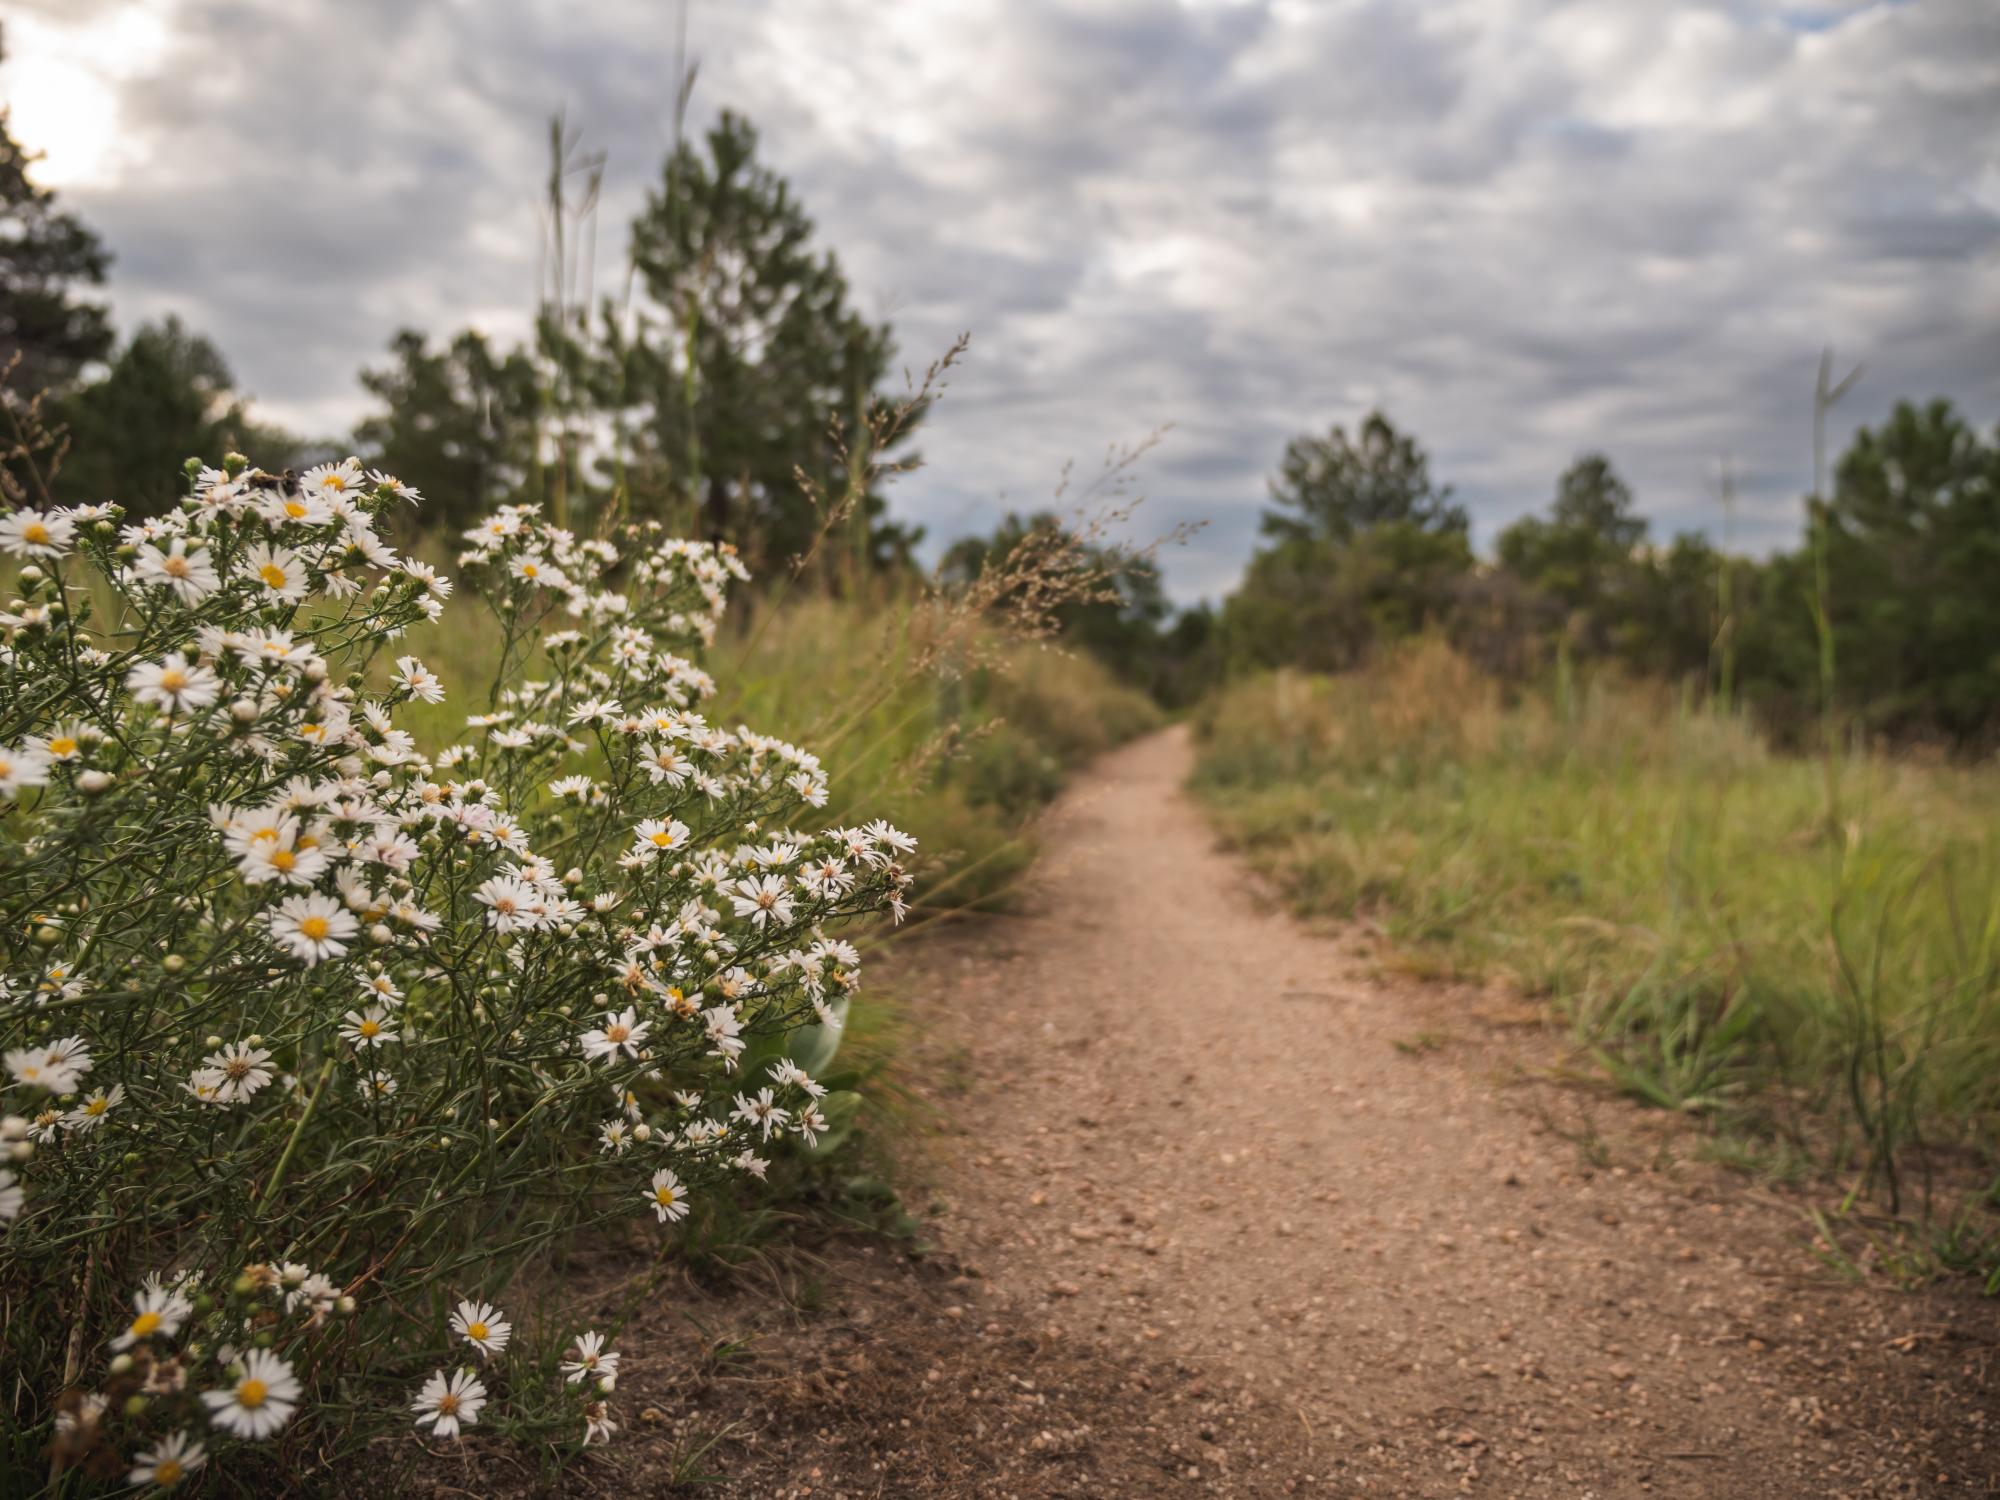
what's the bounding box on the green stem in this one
[257,1056,338,1212]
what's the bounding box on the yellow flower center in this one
[649,831,673,847]
[163,554,191,577]
[48,737,77,756]
[22,521,49,544]
[84,1095,109,1116]
[655,1186,677,1204]
[224,1057,252,1079]
[155,1458,184,1485]
[259,564,289,589]
[270,849,296,872]
[466,1321,488,1342]
[437,1391,461,1416]
[129,1310,162,1337]
[358,1019,380,1038]
[158,669,188,692]
[605,1024,628,1043]
[285,499,309,517]
[237,1377,269,1408]
[299,915,330,941]
[321,474,346,492]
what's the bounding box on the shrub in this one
[0,456,915,1487]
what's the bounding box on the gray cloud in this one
[4,0,1996,601]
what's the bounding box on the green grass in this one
[1191,643,2000,1265]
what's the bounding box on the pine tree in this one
[0,28,114,399]
[613,111,918,572]
[355,328,544,532]
[54,317,301,515]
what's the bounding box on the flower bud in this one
[16,565,42,587]
[123,1394,149,1419]
[231,1274,256,1299]
[370,924,393,945]
[336,1295,356,1316]
[206,1035,224,1049]
[162,954,185,974]
[231,699,259,723]
[253,1330,274,1349]
[109,1354,135,1376]
[75,768,112,795]
[33,925,61,946]
[632,1123,652,1143]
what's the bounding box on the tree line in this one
[5,28,1991,748]
[1183,405,1999,747]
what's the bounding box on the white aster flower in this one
[127,653,221,715]
[192,1042,274,1105]
[126,1430,206,1489]
[474,875,541,933]
[0,507,75,558]
[731,1087,791,1142]
[0,744,51,799]
[643,1167,689,1223]
[729,874,794,928]
[134,537,222,604]
[411,1366,487,1439]
[450,1299,512,1357]
[266,892,359,965]
[64,1082,124,1132]
[631,818,689,859]
[339,1006,398,1049]
[112,1283,193,1350]
[301,458,365,503]
[201,1349,301,1438]
[562,1329,621,1386]
[242,542,310,604]
[394,655,444,703]
[579,1008,651,1063]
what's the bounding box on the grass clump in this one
[1191,641,2000,1276]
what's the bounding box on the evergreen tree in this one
[355,328,544,533]
[54,317,298,515]
[1495,453,1647,655]
[613,111,917,570]
[1260,411,1467,544]
[0,28,114,399]
[1819,399,2000,740]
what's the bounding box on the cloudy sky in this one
[4,0,1996,600]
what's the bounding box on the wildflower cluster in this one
[0,457,912,1484]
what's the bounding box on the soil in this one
[426,727,1999,1498]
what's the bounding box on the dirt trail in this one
[901,726,1996,1497]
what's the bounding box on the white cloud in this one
[4,0,1995,601]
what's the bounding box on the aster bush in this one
[0,454,914,1488]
